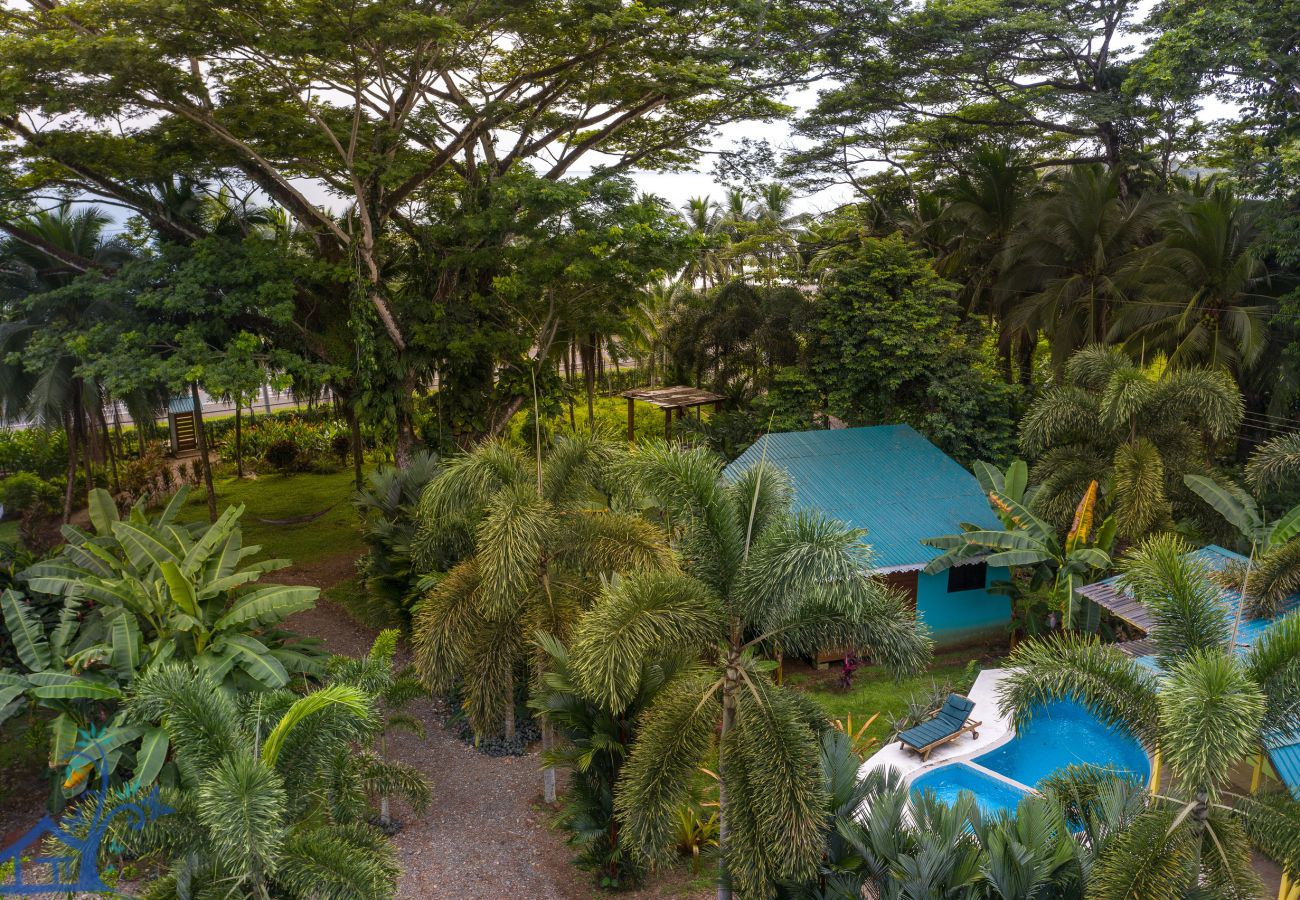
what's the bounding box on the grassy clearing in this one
[788,645,1005,747]
[178,469,365,565]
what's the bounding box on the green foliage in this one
[0,430,69,480]
[0,472,61,516]
[807,234,1023,466]
[567,441,930,897]
[92,663,423,899]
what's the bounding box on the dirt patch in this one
[276,550,362,590]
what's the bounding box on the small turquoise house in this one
[725,425,1011,648]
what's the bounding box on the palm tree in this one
[998,535,1300,899]
[1019,345,1243,538]
[409,433,673,802]
[566,441,930,899]
[735,183,807,285]
[1113,182,1274,374]
[101,663,425,898]
[0,202,134,520]
[999,165,1161,371]
[682,196,733,289]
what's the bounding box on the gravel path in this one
[288,590,710,900]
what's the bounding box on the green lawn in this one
[788,646,1004,747]
[178,469,365,566]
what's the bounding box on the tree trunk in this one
[503,665,516,743]
[190,381,217,522]
[584,335,596,434]
[539,658,557,804]
[717,655,739,900]
[394,371,418,467]
[234,403,244,477]
[349,403,364,490]
[96,401,119,494]
[62,410,77,524]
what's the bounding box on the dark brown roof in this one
[622,386,725,409]
[1114,638,1157,658]
[1077,580,1155,633]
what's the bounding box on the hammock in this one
[255,498,346,526]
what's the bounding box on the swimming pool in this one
[908,699,1149,814]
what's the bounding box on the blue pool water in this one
[908,700,1149,814]
[973,700,1149,785]
[909,762,1028,816]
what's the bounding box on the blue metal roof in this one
[167,396,195,414]
[724,425,999,571]
[1264,730,1300,800]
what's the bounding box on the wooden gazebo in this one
[622,386,725,442]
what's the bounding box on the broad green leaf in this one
[108,614,142,677]
[955,530,1042,551]
[210,530,244,580]
[973,460,1004,494]
[67,724,143,771]
[193,643,239,683]
[87,488,119,536]
[181,505,242,576]
[132,728,169,790]
[984,549,1055,567]
[1067,547,1112,571]
[159,561,200,619]
[213,585,318,632]
[1268,503,1300,548]
[156,485,191,527]
[49,713,77,766]
[111,521,180,574]
[1183,474,1263,541]
[0,683,28,722]
[988,492,1053,543]
[2,590,50,672]
[50,600,82,657]
[27,672,122,700]
[1004,460,1029,503]
[222,635,288,688]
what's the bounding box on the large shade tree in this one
[566,441,930,899]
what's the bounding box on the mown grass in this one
[789,645,1004,747]
[178,468,365,565]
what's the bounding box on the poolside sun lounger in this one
[897,694,981,761]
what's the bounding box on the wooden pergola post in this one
[620,386,726,446]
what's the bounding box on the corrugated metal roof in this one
[1264,730,1300,800]
[167,395,195,414]
[723,425,999,571]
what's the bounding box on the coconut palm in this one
[1246,431,1300,495]
[682,197,733,289]
[1113,182,1274,374]
[96,663,424,899]
[999,165,1161,371]
[566,441,930,899]
[1019,345,1243,538]
[409,433,673,801]
[998,535,1300,899]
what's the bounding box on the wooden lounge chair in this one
[897,694,981,761]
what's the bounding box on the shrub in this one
[264,438,300,472]
[0,429,68,479]
[331,431,352,462]
[0,472,60,517]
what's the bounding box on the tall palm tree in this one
[999,535,1300,899]
[409,433,673,801]
[736,183,807,285]
[1019,345,1243,538]
[1114,182,1274,373]
[1000,165,1162,371]
[566,441,930,899]
[0,202,133,520]
[681,196,732,289]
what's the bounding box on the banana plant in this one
[1,488,324,797]
[1184,473,1300,627]
[924,461,1116,630]
[22,487,323,690]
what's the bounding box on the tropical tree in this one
[97,663,423,899]
[328,630,431,830]
[924,461,1114,631]
[409,433,673,802]
[1114,181,1274,374]
[1019,345,1243,537]
[530,632,692,889]
[998,535,1300,899]
[999,166,1162,371]
[566,441,931,899]
[682,197,733,289]
[730,183,806,285]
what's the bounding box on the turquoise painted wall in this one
[915,566,1011,647]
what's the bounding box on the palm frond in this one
[1246,432,1300,493]
[1159,650,1264,797]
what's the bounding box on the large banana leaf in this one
[1183,474,1263,542]
[108,613,142,677]
[26,672,122,700]
[952,530,1044,551]
[159,560,201,619]
[1004,460,1029,503]
[132,727,169,790]
[2,589,50,671]
[222,634,289,688]
[973,460,1004,494]
[1268,503,1300,549]
[214,585,318,631]
[181,505,242,576]
[87,488,120,537]
[155,485,191,528]
[49,713,77,767]
[111,521,180,574]
[984,549,1055,568]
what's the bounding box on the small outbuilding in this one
[166,395,199,456]
[724,424,1011,649]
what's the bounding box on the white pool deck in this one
[859,668,1017,784]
